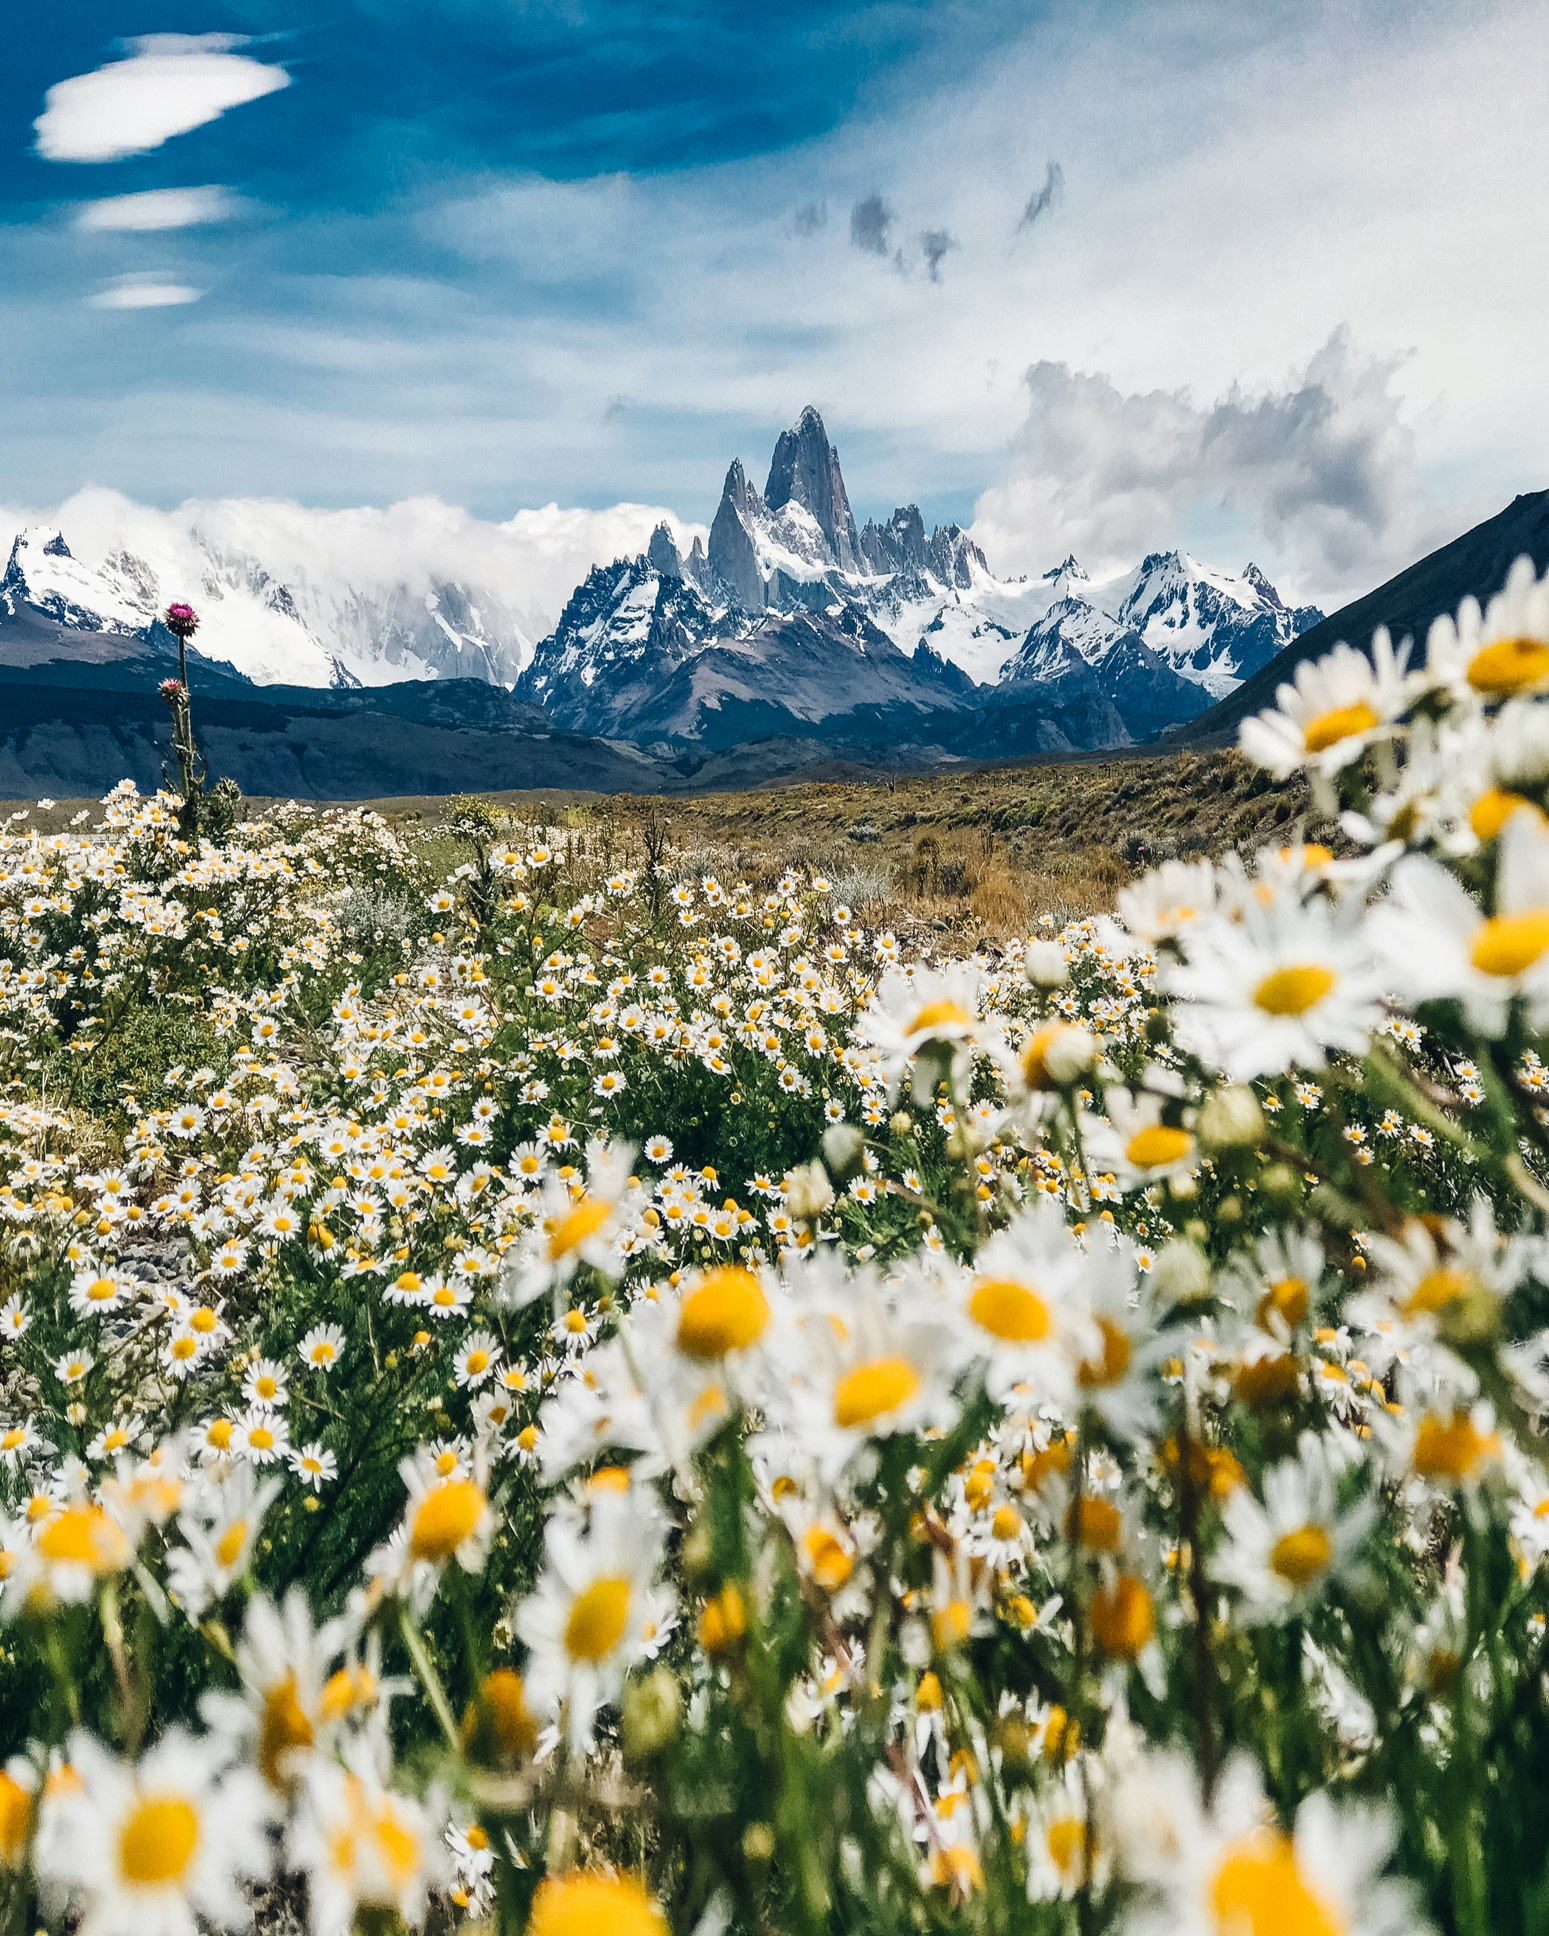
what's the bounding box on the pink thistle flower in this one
[164,602,199,641]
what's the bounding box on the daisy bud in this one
[784,1159,835,1220]
[1196,1085,1265,1151]
[622,1667,681,1760]
[1023,940,1069,988]
[1149,1240,1212,1309]
[822,1122,866,1177]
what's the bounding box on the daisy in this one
[289,1443,337,1491]
[1167,897,1385,1080]
[1110,1749,1421,1936]
[236,1413,291,1467]
[516,1491,673,1751]
[165,1470,283,1618]
[241,1359,290,1412]
[299,1324,346,1372]
[68,1265,132,1319]
[1421,553,1549,706]
[453,1331,502,1389]
[200,1586,344,1794]
[0,1295,30,1338]
[288,1751,450,1936]
[36,1726,270,1936]
[858,963,987,1100]
[1371,809,1549,1033]
[781,1289,957,1481]
[499,1140,638,1308]
[1084,1091,1197,1195]
[1239,630,1411,782]
[943,1201,1102,1405]
[1216,1432,1376,1622]
[17,1499,132,1608]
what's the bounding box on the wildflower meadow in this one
[7,562,1549,1936]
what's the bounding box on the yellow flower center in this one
[0,1428,25,1452]
[991,1505,1024,1542]
[1468,636,1549,696]
[395,1272,421,1295]
[37,1504,129,1575]
[465,1349,490,1375]
[372,1800,421,1887]
[833,1355,920,1427]
[255,1375,278,1401]
[1254,965,1336,1016]
[118,1794,200,1886]
[1089,1575,1154,1658]
[215,1520,248,1569]
[1269,1524,1333,1588]
[1470,787,1543,841]
[675,1266,770,1359]
[1258,1276,1310,1329]
[1302,700,1379,754]
[1210,1826,1340,1936]
[87,1277,117,1302]
[802,1526,853,1590]
[410,1479,486,1561]
[1077,1316,1132,1388]
[258,1674,315,1789]
[310,1343,335,1363]
[1413,1410,1500,1484]
[549,1196,612,1260]
[906,998,973,1037]
[1403,1266,1475,1316]
[1066,1495,1123,1553]
[1124,1125,1193,1170]
[967,1276,1050,1342]
[1469,910,1549,978]
[527,1871,667,1936]
[248,1425,275,1453]
[171,1337,198,1362]
[564,1577,631,1663]
[1019,1023,1070,1091]
[1047,1817,1088,1884]
[0,1771,29,1862]
[205,1419,235,1451]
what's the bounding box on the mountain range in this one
[0,404,1338,795]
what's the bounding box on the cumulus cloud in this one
[35,35,289,163]
[849,191,894,256]
[919,228,957,281]
[1018,160,1064,231]
[76,185,237,231]
[88,277,202,310]
[973,329,1434,597]
[4,488,710,655]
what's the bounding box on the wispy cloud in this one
[849,191,893,256]
[89,277,203,310]
[1017,160,1063,231]
[76,186,239,232]
[793,201,827,236]
[35,34,289,163]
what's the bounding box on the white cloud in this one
[76,186,237,231]
[971,330,1448,599]
[89,278,203,310]
[35,36,288,163]
[2,488,709,655]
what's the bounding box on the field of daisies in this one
[6,559,1549,1936]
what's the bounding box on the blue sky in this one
[3,1,1548,605]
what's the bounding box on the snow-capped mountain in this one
[518,407,1321,753]
[993,596,1205,744]
[2,408,1323,759]
[0,521,533,688]
[1108,552,1323,699]
[518,548,971,751]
